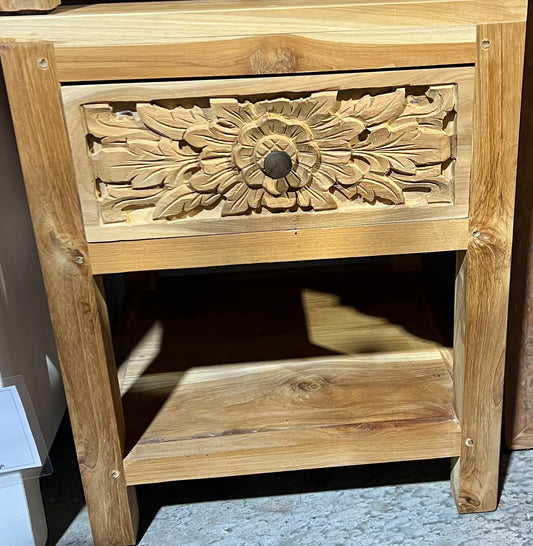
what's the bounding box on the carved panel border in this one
[82,85,457,224]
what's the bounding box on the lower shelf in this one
[117,267,461,486]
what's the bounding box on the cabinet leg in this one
[0,42,138,544]
[451,22,525,513]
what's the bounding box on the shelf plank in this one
[118,270,460,485]
[124,418,460,485]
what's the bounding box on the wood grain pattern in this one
[117,271,459,485]
[451,22,526,513]
[0,1,524,83]
[53,37,476,82]
[124,358,456,442]
[125,420,461,485]
[0,0,525,47]
[0,42,137,545]
[88,218,470,275]
[63,67,473,243]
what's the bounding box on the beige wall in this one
[0,72,65,448]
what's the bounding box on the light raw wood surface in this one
[0,42,138,545]
[125,419,461,485]
[0,0,525,47]
[62,67,473,243]
[0,1,525,81]
[54,37,476,82]
[451,22,526,513]
[0,0,58,12]
[88,218,469,275]
[85,88,455,220]
[117,270,459,485]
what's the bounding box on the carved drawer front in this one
[62,67,474,243]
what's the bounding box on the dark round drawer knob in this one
[263,151,293,179]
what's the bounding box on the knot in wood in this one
[460,495,482,511]
[250,44,299,74]
[292,376,327,393]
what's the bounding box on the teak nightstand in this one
[0,1,527,544]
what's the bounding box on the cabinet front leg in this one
[0,42,138,544]
[451,22,525,513]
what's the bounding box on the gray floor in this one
[42,418,533,546]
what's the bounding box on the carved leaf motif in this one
[392,167,452,203]
[222,183,253,216]
[83,85,456,224]
[354,121,451,177]
[356,174,405,204]
[137,104,208,140]
[93,139,198,189]
[313,117,364,145]
[105,185,162,200]
[184,122,237,148]
[302,183,338,210]
[210,99,255,128]
[247,189,265,209]
[99,188,166,223]
[189,167,238,194]
[152,185,221,219]
[254,97,297,118]
[296,92,338,118]
[343,89,406,125]
[403,87,456,124]
[83,105,156,142]
[261,191,298,212]
[320,161,361,186]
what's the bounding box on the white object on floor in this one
[0,473,47,546]
[0,386,41,474]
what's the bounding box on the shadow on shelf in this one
[113,263,453,453]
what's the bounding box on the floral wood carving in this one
[83,86,456,223]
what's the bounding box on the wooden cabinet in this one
[0,1,527,544]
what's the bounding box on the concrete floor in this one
[42,417,533,546]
